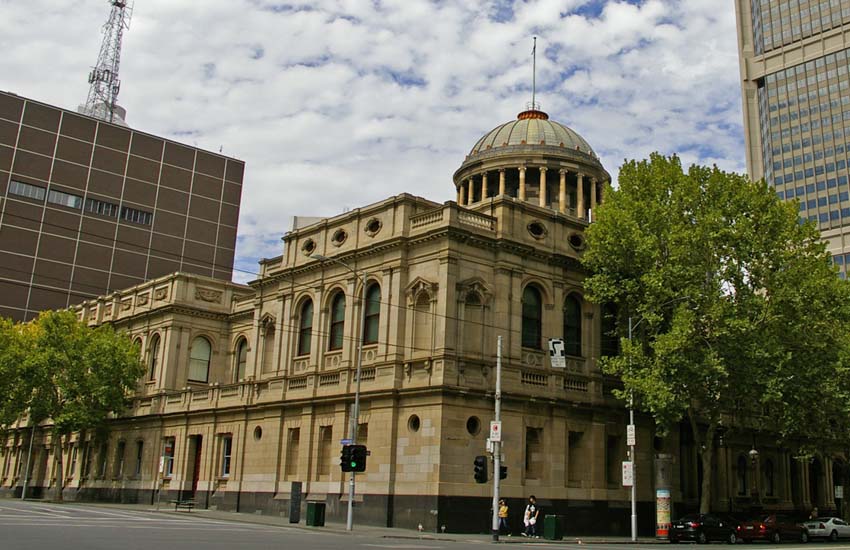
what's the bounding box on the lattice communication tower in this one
[82,1,133,123]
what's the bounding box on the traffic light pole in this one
[491,336,502,542]
[346,269,368,532]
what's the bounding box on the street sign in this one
[836,485,844,499]
[489,421,502,442]
[622,461,634,487]
[340,439,352,445]
[548,339,566,368]
[627,424,636,446]
[158,456,164,474]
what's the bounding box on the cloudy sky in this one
[0,0,744,282]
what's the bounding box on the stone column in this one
[559,169,567,213]
[590,177,597,221]
[498,169,506,196]
[576,173,585,220]
[519,167,526,201]
[482,173,489,200]
[457,185,463,204]
[467,178,475,205]
[538,167,547,207]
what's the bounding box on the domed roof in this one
[468,110,596,158]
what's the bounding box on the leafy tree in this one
[4,310,144,501]
[0,318,32,430]
[583,154,850,513]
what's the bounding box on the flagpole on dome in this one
[532,36,537,110]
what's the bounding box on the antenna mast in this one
[83,1,133,123]
[532,36,537,110]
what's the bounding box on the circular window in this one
[408,414,421,433]
[254,426,263,441]
[527,221,547,239]
[365,218,382,237]
[466,416,481,436]
[331,228,348,247]
[301,239,316,256]
[568,233,586,250]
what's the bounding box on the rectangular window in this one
[82,442,93,478]
[317,426,332,479]
[115,441,126,478]
[8,180,46,201]
[220,435,232,478]
[120,206,153,226]
[606,435,621,486]
[69,445,78,479]
[134,440,144,477]
[525,427,543,480]
[47,189,83,210]
[163,437,175,478]
[85,197,119,218]
[285,428,300,479]
[98,442,108,478]
[568,431,583,483]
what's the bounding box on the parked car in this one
[803,517,850,541]
[737,514,809,543]
[670,513,740,544]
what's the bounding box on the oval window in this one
[527,221,547,239]
[466,416,481,436]
[408,414,421,433]
[331,229,348,246]
[301,239,316,255]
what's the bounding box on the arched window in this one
[763,459,775,497]
[297,299,313,356]
[188,337,211,383]
[737,455,748,496]
[328,292,345,350]
[521,286,542,349]
[148,334,160,380]
[601,303,619,356]
[563,295,582,357]
[364,284,381,345]
[234,338,248,381]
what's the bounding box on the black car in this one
[670,513,739,544]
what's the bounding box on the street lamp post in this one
[311,254,367,532]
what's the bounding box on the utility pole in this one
[82,1,133,123]
[20,421,35,500]
[628,317,637,542]
[491,336,502,541]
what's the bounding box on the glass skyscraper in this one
[735,0,850,276]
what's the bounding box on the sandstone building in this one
[0,107,845,533]
[0,91,244,321]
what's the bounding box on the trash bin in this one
[306,502,325,526]
[543,514,564,540]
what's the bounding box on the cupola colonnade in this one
[456,165,607,220]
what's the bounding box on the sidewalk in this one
[52,499,664,544]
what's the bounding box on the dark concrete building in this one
[0,91,244,321]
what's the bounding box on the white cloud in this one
[0,0,745,283]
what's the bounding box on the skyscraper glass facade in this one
[738,0,850,277]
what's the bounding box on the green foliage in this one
[583,153,850,447]
[0,310,144,435]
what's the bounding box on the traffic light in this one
[341,445,354,472]
[350,444,367,473]
[474,455,488,483]
[500,465,507,480]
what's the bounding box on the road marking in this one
[362,545,446,549]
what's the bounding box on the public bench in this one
[169,499,195,511]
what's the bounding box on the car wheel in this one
[728,532,738,545]
[771,531,781,544]
[698,532,708,544]
[800,531,809,543]
[830,530,838,542]
[670,539,678,544]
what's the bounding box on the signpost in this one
[548,338,566,369]
[627,424,636,447]
[489,421,502,442]
[622,461,634,487]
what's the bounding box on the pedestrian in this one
[498,499,510,536]
[809,507,819,520]
[522,495,539,538]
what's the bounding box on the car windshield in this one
[679,514,700,521]
[815,517,832,522]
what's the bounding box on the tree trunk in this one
[689,409,717,514]
[53,433,64,503]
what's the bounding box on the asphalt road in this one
[4,499,850,550]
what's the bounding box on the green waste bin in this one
[305,502,325,526]
[543,514,564,540]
